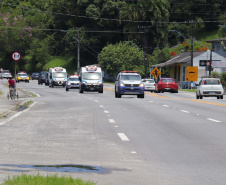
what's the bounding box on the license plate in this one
[165,88,170,90]
[130,87,134,90]
[90,88,94,90]
[209,92,215,94]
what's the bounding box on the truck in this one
[79,66,103,93]
[48,67,67,88]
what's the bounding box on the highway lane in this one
[0,81,226,185]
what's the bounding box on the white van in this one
[79,66,103,93]
[48,67,67,88]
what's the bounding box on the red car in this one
[155,78,178,93]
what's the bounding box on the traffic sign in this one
[186,66,198,81]
[12,52,21,61]
[151,67,161,79]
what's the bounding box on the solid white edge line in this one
[117,133,130,141]
[32,92,40,97]
[163,105,169,107]
[0,101,37,126]
[207,118,221,123]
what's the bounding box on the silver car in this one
[196,77,224,99]
[142,79,156,92]
[2,70,12,79]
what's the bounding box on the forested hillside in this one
[0,0,225,74]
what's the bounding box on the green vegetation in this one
[2,174,96,185]
[0,89,3,95]
[180,89,197,93]
[0,0,225,77]
[43,57,76,75]
[196,30,219,41]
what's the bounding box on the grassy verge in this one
[17,88,37,98]
[0,89,3,95]
[2,174,96,185]
[180,89,197,93]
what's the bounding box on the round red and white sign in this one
[12,52,21,61]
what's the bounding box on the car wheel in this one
[99,89,103,93]
[66,88,69,91]
[221,96,224,99]
[196,93,199,99]
[80,88,83,93]
[137,94,144,98]
[200,95,203,99]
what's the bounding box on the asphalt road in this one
[0,79,226,185]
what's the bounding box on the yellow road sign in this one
[186,66,198,81]
[151,67,161,79]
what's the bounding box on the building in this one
[151,39,226,84]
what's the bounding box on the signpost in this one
[151,67,161,79]
[12,52,21,78]
[186,66,198,81]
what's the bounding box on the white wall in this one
[193,50,226,82]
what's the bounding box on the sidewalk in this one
[0,79,29,117]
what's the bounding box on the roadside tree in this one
[98,42,145,78]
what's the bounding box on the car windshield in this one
[83,72,101,80]
[33,73,39,75]
[143,79,154,83]
[69,78,79,81]
[121,75,141,81]
[53,72,67,78]
[161,79,173,83]
[203,79,220,85]
[19,73,27,77]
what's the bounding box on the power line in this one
[0,26,144,33]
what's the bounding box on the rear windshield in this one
[161,79,173,83]
[203,79,220,85]
[143,79,154,83]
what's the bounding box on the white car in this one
[142,79,156,92]
[2,70,12,79]
[196,77,224,99]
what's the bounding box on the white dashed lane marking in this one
[117,133,130,141]
[109,119,115,123]
[104,110,109,114]
[207,118,221,123]
[163,105,169,107]
[180,110,190,114]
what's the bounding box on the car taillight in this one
[154,84,156,86]
[219,80,221,84]
[202,81,205,84]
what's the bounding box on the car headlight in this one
[98,81,103,85]
[120,82,125,87]
[68,82,71,85]
[139,83,144,87]
[82,81,87,84]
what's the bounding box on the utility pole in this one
[209,45,213,76]
[77,31,80,74]
[60,30,81,74]
[190,21,193,67]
